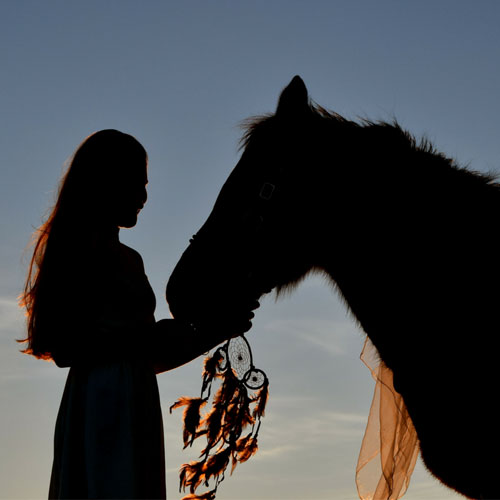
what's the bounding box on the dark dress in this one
[48,242,166,499]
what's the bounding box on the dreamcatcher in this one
[170,335,269,500]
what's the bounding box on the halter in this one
[189,167,284,247]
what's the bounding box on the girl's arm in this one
[151,318,251,374]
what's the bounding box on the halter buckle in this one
[259,182,275,201]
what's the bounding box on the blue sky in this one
[1,1,499,498]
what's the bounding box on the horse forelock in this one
[238,114,274,151]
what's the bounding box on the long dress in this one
[48,242,166,499]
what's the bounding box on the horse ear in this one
[276,75,310,117]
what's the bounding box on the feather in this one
[184,398,208,448]
[236,436,259,464]
[202,447,231,483]
[181,489,217,500]
[231,432,253,473]
[170,397,207,448]
[170,396,193,413]
[213,375,239,407]
[253,381,269,419]
[220,401,240,442]
[235,432,253,452]
[200,405,224,452]
[202,351,223,394]
[235,391,255,429]
[179,461,205,493]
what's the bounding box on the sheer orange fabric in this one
[356,339,419,500]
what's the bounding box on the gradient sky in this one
[2,2,500,499]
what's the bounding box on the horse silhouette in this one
[167,76,500,499]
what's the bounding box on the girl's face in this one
[108,159,148,228]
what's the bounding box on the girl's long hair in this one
[19,129,147,360]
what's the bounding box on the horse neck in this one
[310,132,430,340]
[311,138,404,262]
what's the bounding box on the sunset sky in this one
[2,2,500,499]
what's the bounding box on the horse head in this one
[166,76,342,327]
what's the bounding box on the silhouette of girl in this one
[20,130,254,499]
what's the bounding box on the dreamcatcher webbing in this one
[170,335,269,500]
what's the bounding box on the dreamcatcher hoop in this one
[217,336,267,390]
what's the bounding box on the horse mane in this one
[239,102,499,187]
